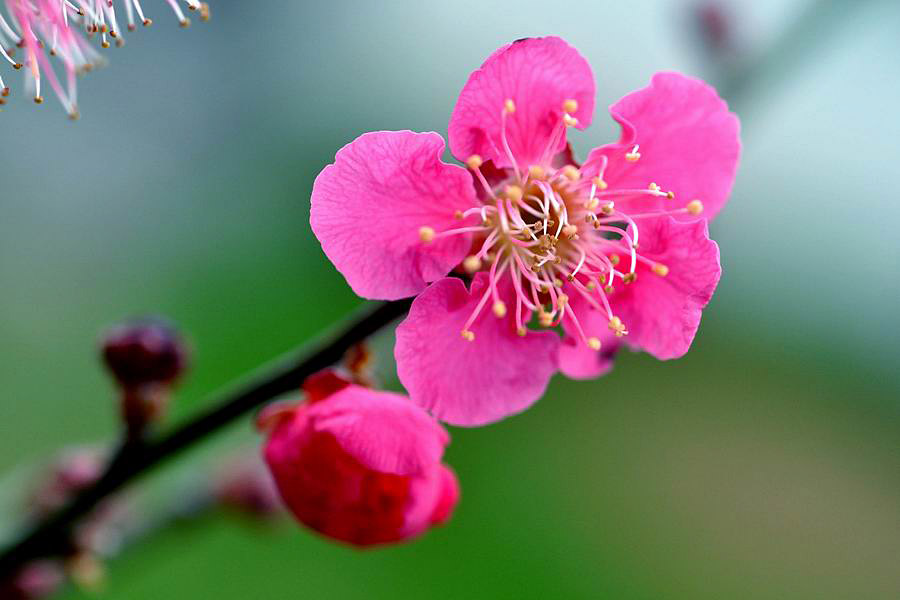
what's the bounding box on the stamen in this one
[418,226,435,243]
[562,98,578,114]
[687,199,704,215]
[625,145,641,162]
[652,263,669,276]
[463,255,481,273]
[492,301,507,318]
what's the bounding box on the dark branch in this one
[0,298,411,579]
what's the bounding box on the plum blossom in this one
[310,36,740,426]
[0,0,209,116]
[261,371,459,547]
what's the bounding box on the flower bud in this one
[263,378,459,546]
[101,318,187,388]
[101,318,188,435]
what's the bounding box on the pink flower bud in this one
[263,379,459,546]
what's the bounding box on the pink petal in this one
[310,131,479,300]
[583,72,740,221]
[429,465,460,526]
[558,290,621,380]
[395,274,560,426]
[307,385,450,476]
[610,217,721,360]
[448,37,595,170]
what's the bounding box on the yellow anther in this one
[504,98,516,113]
[587,337,602,351]
[179,18,191,28]
[604,285,615,294]
[609,254,620,266]
[648,182,660,192]
[584,197,599,211]
[557,294,569,307]
[601,202,615,216]
[623,272,637,284]
[563,99,578,114]
[592,177,608,190]
[608,316,623,331]
[538,311,553,327]
[666,191,675,200]
[419,226,435,243]
[562,224,579,239]
[687,199,704,215]
[34,96,44,104]
[463,255,481,273]
[505,185,523,201]
[517,326,527,337]
[200,2,210,20]
[585,281,597,291]
[561,165,581,181]
[652,263,669,277]
[461,330,475,342]
[529,165,546,180]
[466,154,483,170]
[553,278,564,288]
[563,114,578,127]
[453,210,463,220]
[625,146,641,162]
[492,300,507,318]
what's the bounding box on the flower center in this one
[421,98,705,351]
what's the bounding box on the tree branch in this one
[0,298,411,579]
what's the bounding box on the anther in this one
[687,199,704,215]
[529,165,546,180]
[516,327,527,337]
[454,210,464,219]
[1,88,8,98]
[463,255,481,273]
[461,330,475,342]
[604,285,615,294]
[648,182,660,192]
[180,18,192,28]
[609,254,620,266]
[505,185,523,201]
[592,177,608,190]
[503,98,516,114]
[418,226,435,243]
[584,197,599,210]
[13,63,22,70]
[553,278,563,288]
[563,114,578,127]
[562,224,578,239]
[667,191,675,200]
[200,3,211,21]
[586,281,597,291]
[492,301,507,318]
[652,263,669,277]
[625,145,641,162]
[143,19,153,26]
[34,96,43,104]
[609,316,623,331]
[587,337,602,351]
[601,202,615,216]
[623,272,637,284]
[557,294,569,307]
[563,99,578,114]
[466,154,483,169]
[561,165,580,181]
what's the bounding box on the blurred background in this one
[1,0,898,598]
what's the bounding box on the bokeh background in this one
[1,0,899,598]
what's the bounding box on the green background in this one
[1,1,898,598]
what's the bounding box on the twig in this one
[0,298,411,579]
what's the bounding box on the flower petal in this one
[395,274,560,426]
[583,72,740,221]
[449,37,595,170]
[610,217,721,360]
[310,131,479,300]
[558,291,621,380]
[307,385,450,476]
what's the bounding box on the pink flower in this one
[310,36,740,426]
[261,371,459,547]
[1,0,209,116]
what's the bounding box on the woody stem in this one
[0,298,412,580]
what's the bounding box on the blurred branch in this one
[0,298,411,580]
[716,0,873,108]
